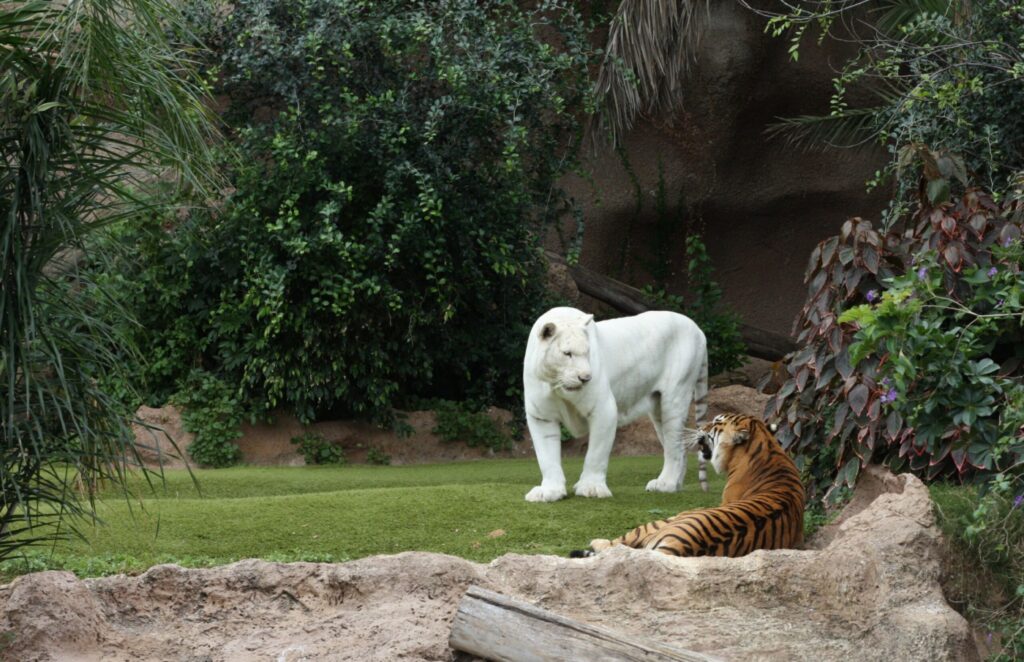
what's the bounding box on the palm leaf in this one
[591,0,710,147]
[1,0,216,560]
[765,107,887,150]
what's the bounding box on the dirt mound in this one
[0,466,977,661]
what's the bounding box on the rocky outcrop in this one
[0,466,976,661]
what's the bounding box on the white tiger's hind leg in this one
[646,408,687,493]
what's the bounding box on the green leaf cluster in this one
[640,234,746,376]
[93,0,595,432]
[1,0,220,560]
[290,433,346,466]
[432,400,514,453]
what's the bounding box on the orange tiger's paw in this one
[589,538,612,551]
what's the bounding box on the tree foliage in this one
[762,0,1024,224]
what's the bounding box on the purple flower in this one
[1003,235,1014,247]
[988,266,998,278]
[881,377,891,386]
[880,388,898,404]
[866,289,878,302]
[997,299,1005,309]
[1014,494,1023,510]
[917,267,928,280]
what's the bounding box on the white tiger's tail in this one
[695,351,709,492]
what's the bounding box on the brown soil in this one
[133,370,775,471]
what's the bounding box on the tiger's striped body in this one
[575,414,804,557]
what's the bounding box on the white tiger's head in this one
[535,310,594,393]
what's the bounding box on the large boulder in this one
[131,405,193,469]
[0,466,977,661]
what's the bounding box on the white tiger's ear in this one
[540,322,557,340]
[583,314,594,325]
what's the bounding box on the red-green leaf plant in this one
[767,186,1024,502]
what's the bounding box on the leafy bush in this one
[936,478,1024,659]
[119,0,594,424]
[433,401,514,452]
[641,235,746,375]
[365,447,391,466]
[291,433,345,466]
[84,201,226,406]
[173,370,243,468]
[769,186,1024,500]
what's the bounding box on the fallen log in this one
[449,585,721,662]
[545,251,796,362]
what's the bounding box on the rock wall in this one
[0,467,978,661]
[560,1,888,335]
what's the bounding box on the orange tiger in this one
[571,414,804,557]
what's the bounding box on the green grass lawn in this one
[1,456,725,581]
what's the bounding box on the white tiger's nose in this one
[579,372,591,383]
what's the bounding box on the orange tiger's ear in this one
[734,418,755,444]
[540,322,556,340]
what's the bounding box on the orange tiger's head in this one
[697,413,779,475]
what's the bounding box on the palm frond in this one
[1,0,215,561]
[765,106,888,151]
[591,0,710,147]
[873,0,955,35]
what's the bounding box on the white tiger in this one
[522,306,709,502]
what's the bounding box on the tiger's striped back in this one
[573,414,804,558]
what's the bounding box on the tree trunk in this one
[449,585,722,662]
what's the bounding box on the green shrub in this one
[433,400,514,452]
[173,370,243,468]
[110,0,595,424]
[935,478,1024,660]
[291,433,346,466]
[365,447,391,466]
[84,200,227,407]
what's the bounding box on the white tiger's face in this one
[537,315,593,393]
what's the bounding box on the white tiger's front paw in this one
[645,477,681,493]
[574,481,613,498]
[525,485,567,502]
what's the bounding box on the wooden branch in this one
[449,585,722,662]
[545,251,796,362]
